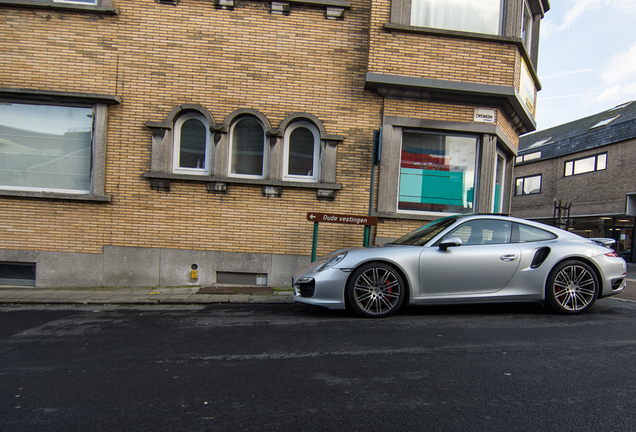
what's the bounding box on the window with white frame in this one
[521,0,533,54]
[0,102,94,194]
[229,117,266,178]
[410,0,503,35]
[564,153,607,177]
[398,130,478,214]
[516,151,541,163]
[283,121,319,182]
[173,113,210,175]
[515,174,541,195]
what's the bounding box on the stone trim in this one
[146,106,343,195]
[365,73,537,135]
[0,0,118,14]
[0,190,110,202]
[143,172,341,190]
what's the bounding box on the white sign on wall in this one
[474,108,496,123]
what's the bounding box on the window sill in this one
[0,190,111,202]
[374,211,469,222]
[143,172,341,199]
[0,0,118,14]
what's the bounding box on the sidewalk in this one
[0,286,294,305]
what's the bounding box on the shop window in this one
[564,153,607,177]
[515,174,541,195]
[173,113,210,175]
[0,102,99,195]
[283,121,319,182]
[410,0,502,35]
[229,117,266,178]
[398,130,478,214]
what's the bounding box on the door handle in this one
[500,254,518,262]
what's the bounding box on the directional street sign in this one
[307,212,378,226]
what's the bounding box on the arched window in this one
[229,117,266,178]
[173,113,210,174]
[283,121,319,182]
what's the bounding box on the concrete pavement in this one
[0,286,294,305]
[0,263,634,306]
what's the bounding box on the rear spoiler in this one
[590,238,616,247]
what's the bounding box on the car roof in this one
[454,213,576,238]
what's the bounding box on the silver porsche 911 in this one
[292,214,627,318]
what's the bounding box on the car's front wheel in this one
[546,260,599,314]
[347,262,405,318]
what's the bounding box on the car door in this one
[419,219,521,296]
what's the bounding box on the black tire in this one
[346,262,405,318]
[545,260,599,314]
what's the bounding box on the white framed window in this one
[564,153,607,177]
[0,102,94,194]
[283,121,320,182]
[521,0,533,54]
[398,130,478,214]
[173,113,210,175]
[229,117,266,178]
[410,0,503,35]
[515,174,541,195]
[516,151,541,163]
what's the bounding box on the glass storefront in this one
[566,217,634,262]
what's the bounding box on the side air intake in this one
[531,247,551,269]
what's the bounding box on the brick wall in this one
[511,139,636,219]
[367,0,518,87]
[1,0,529,265]
[0,0,384,259]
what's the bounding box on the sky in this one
[534,0,636,131]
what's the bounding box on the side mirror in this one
[439,236,463,251]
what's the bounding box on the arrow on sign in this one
[309,213,317,220]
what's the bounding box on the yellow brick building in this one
[0,0,549,287]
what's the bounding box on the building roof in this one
[517,100,636,163]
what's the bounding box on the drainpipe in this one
[364,129,381,247]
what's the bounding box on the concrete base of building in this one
[0,247,311,289]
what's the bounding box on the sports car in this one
[292,214,627,317]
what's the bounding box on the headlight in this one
[318,252,347,271]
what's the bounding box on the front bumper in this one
[291,261,349,310]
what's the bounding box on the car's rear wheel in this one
[347,262,405,318]
[546,260,599,314]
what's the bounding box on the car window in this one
[443,219,512,245]
[513,223,557,243]
[391,215,459,246]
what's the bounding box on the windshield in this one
[391,216,460,246]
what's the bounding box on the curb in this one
[0,287,295,306]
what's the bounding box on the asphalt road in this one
[1,299,636,432]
